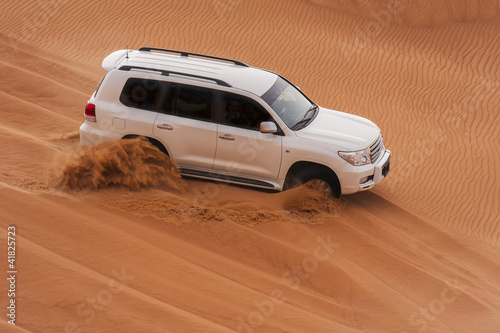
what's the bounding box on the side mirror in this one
[260,121,278,134]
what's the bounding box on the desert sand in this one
[0,0,499,332]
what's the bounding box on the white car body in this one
[80,47,391,195]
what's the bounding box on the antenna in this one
[126,45,129,59]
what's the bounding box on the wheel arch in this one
[122,134,169,156]
[284,161,341,197]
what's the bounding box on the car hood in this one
[294,107,381,151]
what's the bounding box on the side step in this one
[180,169,275,189]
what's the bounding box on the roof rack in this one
[138,47,249,67]
[118,65,232,87]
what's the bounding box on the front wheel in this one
[284,168,340,198]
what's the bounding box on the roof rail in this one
[138,47,249,67]
[118,65,232,87]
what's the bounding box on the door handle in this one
[157,124,173,130]
[219,134,235,141]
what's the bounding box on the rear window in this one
[120,79,215,122]
[120,78,163,111]
[95,73,107,96]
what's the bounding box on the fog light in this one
[359,175,374,184]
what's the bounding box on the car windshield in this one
[261,76,314,129]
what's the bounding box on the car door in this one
[153,83,217,169]
[213,92,282,179]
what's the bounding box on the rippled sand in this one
[0,1,499,332]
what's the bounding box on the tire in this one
[285,167,340,198]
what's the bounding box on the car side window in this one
[223,92,272,130]
[120,78,162,111]
[171,85,214,121]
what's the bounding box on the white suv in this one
[80,47,391,196]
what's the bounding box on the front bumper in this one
[359,149,391,191]
[338,149,391,195]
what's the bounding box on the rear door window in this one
[167,84,215,121]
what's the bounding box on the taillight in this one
[84,102,96,122]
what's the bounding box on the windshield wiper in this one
[291,104,318,130]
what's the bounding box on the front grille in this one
[370,134,384,162]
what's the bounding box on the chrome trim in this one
[157,124,173,130]
[219,134,235,141]
[369,134,384,163]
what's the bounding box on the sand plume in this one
[90,180,346,227]
[57,138,185,192]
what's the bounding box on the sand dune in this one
[0,0,499,332]
[307,0,500,26]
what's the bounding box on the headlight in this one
[339,148,371,166]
